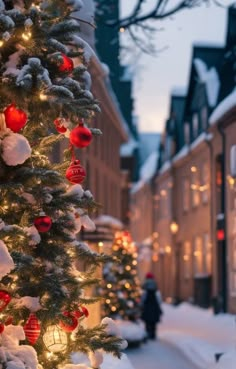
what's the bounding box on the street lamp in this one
[170,221,179,235]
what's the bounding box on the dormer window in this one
[201,106,208,130]
[184,122,190,145]
[192,113,199,138]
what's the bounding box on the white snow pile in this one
[115,320,146,343]
[194,58,220,107]
[159,303,236,369]
[0,325,38,369]
[94,215,123,230]
[0,239,14,279]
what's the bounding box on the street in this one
[126,340,198,369]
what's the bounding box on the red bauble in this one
[0,290,11,312]
[0,323,4,334]
[23,313,41,345]
[66,160,86,184]
[59,311,78,332]
[5,316,13,325]
[54,117,67,133]
[69,125,92,148]
[73,306,89,318]
[4,104,28,132]
[58,54,74,73]
[34,212,52,233]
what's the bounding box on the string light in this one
[107,283,112,289]
[22,31,32,41]
[0,41,3,47]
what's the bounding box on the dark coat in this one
[141,290,163,323]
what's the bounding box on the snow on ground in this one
[102,353,134,369]
[159,303,236,369]
[115,320,146,343]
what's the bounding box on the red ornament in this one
[5,316,13,325]
[0,323,4,334]
[66,160,86,184]
[0,290,11,312]
[54,117,67,133]
[69,125,92,148]
[23,313,41,345]
[34,212,52,233]
[73,306,89,318]
[59,311,78,332]
[58,54,74,73]
[4,104,28,132]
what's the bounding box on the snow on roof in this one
[159,159,171,174]
[194,58,220,107]
[94,215,123,230]
[190,132,213,151]
[171,86,187,97]
[172,145,189,165]
[131,151,158,194]
[140,151,158,182]
[139,133,160,165]
[120,136,139,157]
[209,88,236,125]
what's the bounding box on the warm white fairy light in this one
[0,41,3,47]
[22,31,32,41]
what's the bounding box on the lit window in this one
[191,169,200,208]
[183,177,190,212]
[183,241,191,279]
[201,162,209,204]
[193,236,203,276]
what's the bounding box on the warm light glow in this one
[170,221,179,235]
[125,265,131,271]
[165,246,171,254]
[183,255,189,261]
[113,246,119,251]
[153,232,159,238]
[111,306,117,311]
[152,253,158,262]
[125,283,130,289]
[98,242,103,248]
[160,189,167,196]
[132,260,137,265]
[39,93,47,101]
[119,27,125,33]
[43,325,67,353]
[0,41,3,47]
[191,166,197,172]
[105,299,110,304]
[107,283,112,289]
[22,31,32,41]
[194,250,201,257]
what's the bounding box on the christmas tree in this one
[102,231,141,322]
[0,1,124,368]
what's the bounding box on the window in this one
[203,233,212,274]
[201,162,209,204]
[192,113,199,138]
[191,169,200,208]
[183,241,191,279]
[182,177,190,212]
[184,123,190,144]
[193,236,203,276]
[201,106,208,130]
[216,155,223,214]
[231,237,236,295]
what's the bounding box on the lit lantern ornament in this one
[23,313,41,345]
[58,54,74,73]
[59,311,78,332]
[69,124,92,148]
[43,325,68,353]
[66,160,86,184]
[34,212,52,233]
[0,290,11,312]
[54,117,67,133]
[4,104,28,132]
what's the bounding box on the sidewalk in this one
[158,303,236,369]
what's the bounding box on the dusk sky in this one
[121,0,233,133]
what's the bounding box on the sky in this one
[121,0,233,133]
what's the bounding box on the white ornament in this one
[1,133,31,166]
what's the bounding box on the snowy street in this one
[126,340,198,369]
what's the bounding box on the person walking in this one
[141,272,163,340]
